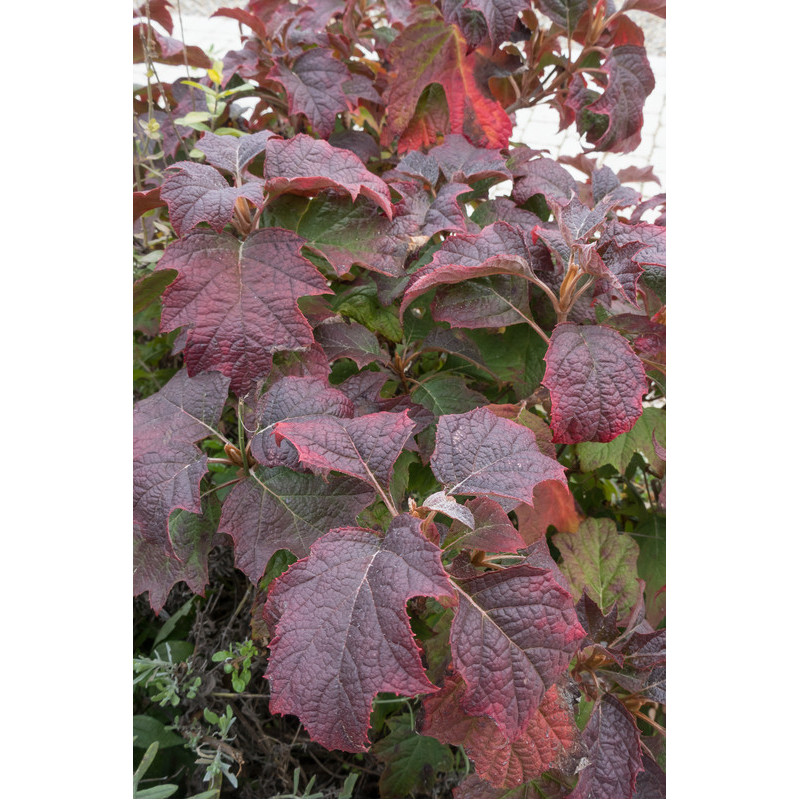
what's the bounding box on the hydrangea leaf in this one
[265,514,455,751]
[428,134,512,184]
[543,323,648,444]
[515,481,583,544]
[263,134,393,218]
[373,712,455,798]
[400,222,534,315]
[273,410,416,489]
[432,275,532,329]
[536,1,589,35]
[450,564,585,737]
[464,0,528,48]
[511,157,579,205]
[431,407,567,508]
[384,19,513,150]
[420,675,582,788]
[576,406,666,477]
[594,239,645,304]
[218,467,374,583]
[314,320,387,368]
[411,375,488,417]
[160,162,265,237]
[585,45,655,153]
[445,497,526,552]
[134,499,221,613]
[249,376,354,467]
[195,130,276,180]
[420,491,476,529]
[268,49,350,138]
[157,229,331,395]
[552,518,640,616]
[571,694,644,799]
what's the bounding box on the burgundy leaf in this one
[536,1,589,35]
[327,130,380,164]
[265,514,455,751]
[157,229,330,395]
[196,130,276,180]
[576,592,621,649]
[134,501,219,613]
[269,49,350,137]
[431,274,530,329]
[550,194,611,245]
[274,410,416,489]
[133,0,174,35]
[400,222,532,315]
[210,7,269,42]
[591,166,640,209]
[464,0,528,48]
[512,157,579,205]
[429,134,512,184]
[249,376,354,467]
[133,368,230,457]
[602,220,666,268]
[616,164,662,186]
[621,0,666,17]
[218,467,374,583]
[570,694,644,798]
[133,187,166,221]
[443,0,490,50]
[133,23,212,69]
[161,162,265,237]
[515,481,583,544]
[314,320,387,368]
[633,753,667,799]
[594,240,645,304]
[393,151,441,188]
[263,134,393,218]
[446,496,526,552]
[586,45,655,153]
[543,323,647,444]
[431,407,567,508]
[421,674,582,788]
[450,564,585,736]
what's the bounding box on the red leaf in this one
[543,323,647,444]
[515,481,583,544]
[263,134,393,218]
[620,0,666,17]
[218,467,374,583]
[431,407,566,509]
[450,564,585,736]
[161,162,265,237]
[210,7,269,41]
[269,49,351,137]
[536,1,589,35]
[385,19,513,150]
[586,45,655,153]
[133,187,166,221]
[602,220,666,268]
[429,134,512,184]
[421,675,582,788]
[133,0,174,35]
[132,23,212,69]
[594,240,645,305]
[265,514,455,751]
[157,229,330,395]
[314,320,387,368]
[400,222,533,316]
[249,375,354,468]
[570,694,644,798]
[274,411,416,491]
[196,130,276,180]
[396,84,451,153]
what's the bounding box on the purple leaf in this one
[512,157,578,205]
[314,320,387,368]
[161,162,265,237]
[268,49,350,138]
[218,467,374,583]
[157,229,330,395]
[420,491,476,529]
[543,323,648,444]
[431,407,567,508]
[265,514,455,751]
[445,497,526,552]
[464,0,528,48]
[196,130,276,180]
[429,134,512,184]
[570,694,644,798]
[450,564,585,737]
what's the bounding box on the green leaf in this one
[576,407,666,477]
[467,324,547,398]
[373,713,454,798]
[552,517,640,616]
[135,786,179,799]
[133,270,177,315]
[133,715,184,750]
[390,451,419,508]
[634,514,666,627]
[411,375,486,416]
[331,284,403,343]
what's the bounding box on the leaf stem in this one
[237,399,250,477]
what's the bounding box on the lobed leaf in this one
[450,564,585,737]
[265,514,455,751]
[195,130,276,180]
[157,229,330,395]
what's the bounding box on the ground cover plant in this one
[133,0,666,796]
